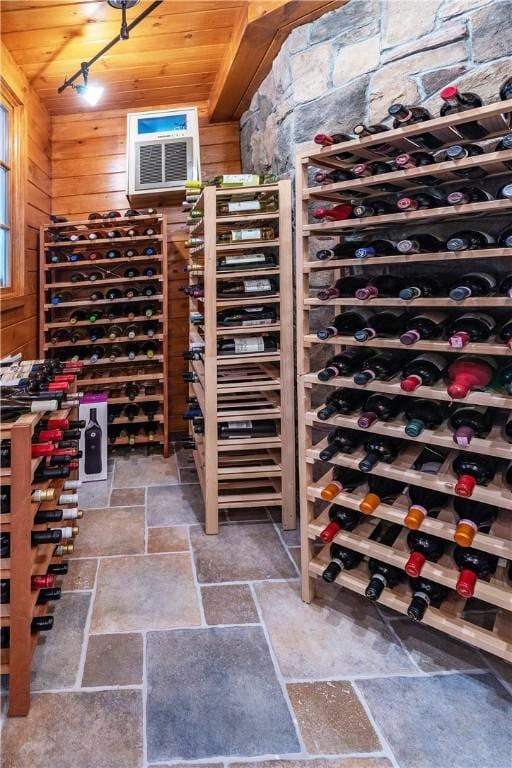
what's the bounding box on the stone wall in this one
[240,0,512,176]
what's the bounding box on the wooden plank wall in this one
[50,102,241,433]
[1,43,51,359]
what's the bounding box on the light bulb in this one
[81,85,104,106]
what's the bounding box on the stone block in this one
[382,0,442,48]
[439,0,492,19]
[420,65,468,98]
[382,22,468,63]
[333,35,381,86]
[288,24,309,53]
[293,76,369,143]
[290,43,332,104]
[310,0,380,44]
[471,0,512,62]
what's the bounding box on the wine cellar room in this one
[0,0,512,764]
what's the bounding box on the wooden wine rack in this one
[39,214,169,456]
[0,391,79,716]
[296,99,512,661]
[186,181,296,534]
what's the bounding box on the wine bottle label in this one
[227,200,262,213]
[243,279,272,293]
[241,317,273,326]
[454,313,495,329]
[224,254,266,265]
[234,337,265,354]
[227,420,253,429]
[231,229,262,241]
[222,174,260,185]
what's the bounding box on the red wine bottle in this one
[354,350,410,385]
[399,312,446,345]
[396,191,447,211]
[453,546,498,598]
[354,274,405,300]
[314,169,356,184]
[388,104,443,149]
[439,86,488,140]
[359,476,405,515]
[400,353,448,392]
[393,152,441,185]
[405,530,446,577]
[316,309,374,340]
[452,498,497,546]
[357,393,404,428]
[319,505,362,543]
[317,275,369,301]
[320,466,366,501]
[445,230,494,251]
[446,355,496,398]
[452,452,496,497]
[354,309,408,342]
[317,348,375,381]
[364,524,405,601]
[352,161,393,177]
[403,399,449,437]
[404,485,448,529]
[447,313,496,348]
[312,204,353,221]
[407,577,448,622]
[358,435,403,472]
[322,543,363,583]
[448,406,494,447]
[319,429,363,461]
[316,388,367,420]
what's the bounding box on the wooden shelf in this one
[45,275,163,290]
[43,293,164,310]
[44,234,163,249]
[45,334,164,350]
[78,370,164,387]
[44,254,163,271]
[188,181,295,534]
[74,354,164,367]
[295,98,512,664]
[45,314,163,330]
[46,213,162,228]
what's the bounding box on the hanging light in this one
[73,63,104,106]
[107,0,141,40]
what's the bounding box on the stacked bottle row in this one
[40,213,169,455]
[184,177,295,534]
[0,356,85,716]
[297,90,512,660]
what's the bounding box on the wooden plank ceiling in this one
[1,0,341,118]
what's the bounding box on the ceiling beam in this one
[208,0,345,122]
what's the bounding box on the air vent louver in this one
[139,144,163,185]
[164,142,188,183]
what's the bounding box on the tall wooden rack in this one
[296,100,512,661]
[39,214,169,456]
[187,180,295,534]
[1,392,79,716]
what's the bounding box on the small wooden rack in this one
[39,214,169,456]
[296,99,512,661]
[186,181,296,534]
[1,391,80,716]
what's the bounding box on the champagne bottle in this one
[319,505,362,543]
[446,355,496,398]
[407,577,448,622]
[447,313,496,348]
[317,348,375,381]
[452,452,496,497]
[453,546,498,598]
[357,393,404,428]
[400,353,448,392]
[358,436,403,472]
[452,498,497,546]
[404,485,448,529]
[318,428,363,461]
[399,312,446,344]
[316,388,367,420]
[353,350,410,385]
[320,466,366,501]
[364,524,405,601]
[387,103,443,149]
[439,86,488,140]
[322,543,363,583]
[403,399,449,437]
[359,476,405,514]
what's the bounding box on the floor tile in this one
[288,547,301,571]
[113,455,179,487]
[146,626,300,761]
[391,620,485,673]
[31,593,90,691]
[287,681,381,754]
[229,761,393,768]
[173,444,196,469]
[74,507,145,557]
[82,633,143,687]
[482,653,512,694]
[201,584,259,625]
[1,690,142,768]
[190,522,297,583]
[79,478,112,510]
[358,673,512,768]
[149,764,222,768]
[64,558,97,591]
[91,554,201,633]
[147,484,204,526]
[254,582,414,679]
[109,487,146,507]
[147,526,190,553]
[178,467,199,484]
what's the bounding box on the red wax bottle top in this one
[400,375,422,392]
[355,286,378,300]
[394,154,413,167]
[456,568,478,598]
[397,197,418,210]
[405,551,427,577]
[37,429,64,442]
[319,521,341,543]
[449,331,470,349]
[454,473,477,497]
[44,419,69,429]
[314,133,333,146]
[31,574,55,589]
[32,443,55,457]
[47,381,67,392]
[440,85,459,100]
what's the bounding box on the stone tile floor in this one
[1,446,511,768]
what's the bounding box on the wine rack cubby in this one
[39,213,169,456]
[186,180,296,534]
[296,99,512,661]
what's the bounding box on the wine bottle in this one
[352,123,396,156]
[407,577,448,622]
[497,182,512,200]
[217,196,277,216]
[315,242,361,261]
[364,524,405,601]
[452,498,497,546]
[404,485,448,529]
[314,169,356,184]
[312,204,353,222]
[319,505,362,543]
[353,201,396,217]
[396,234,443,254]
[388,103,443,149]
[217,336,277,355]
[446,187,493,205]
[447,313,496,348]
[84,407,102,475]
[0,398,58,418]
[124,383,140,401]
[439,86,488,140]
[398,277,442,302]
[495,134,512,169]
[317,309,374,339]
[400,353,448,392]
[316,388,367,420]
[217,307,277,327]
[217,420,277,439]
[399,312,446,345]
[444,142,488,179]
[357,393,404,428]
[50,291,72,305]
[353,350,410,385]
[354,309,408,342]
[217,227,275,243]
[352,161,393,177]
[313,132,357,152]
[498,317,512,348]
[354,239,395,259]
[320,466,366,501]
[393,152,441,185]
[446,355,497,398]
[354,274,405,300]
[501,76,512,100]
[453,545,498,598]
[317,348,375,381]
[498,227,512,249]
[359,476,405,514]
[216,252,275,271]
[397,190,448,211]
[318,428,363,461]
[358,435,403,472]
[445,230,495,252]
[322,543,363,583]
[403,399,449,437]
[405,530,446,577]
[452,452,496,497]
[317,275,369,301]
[218,278,277,298]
